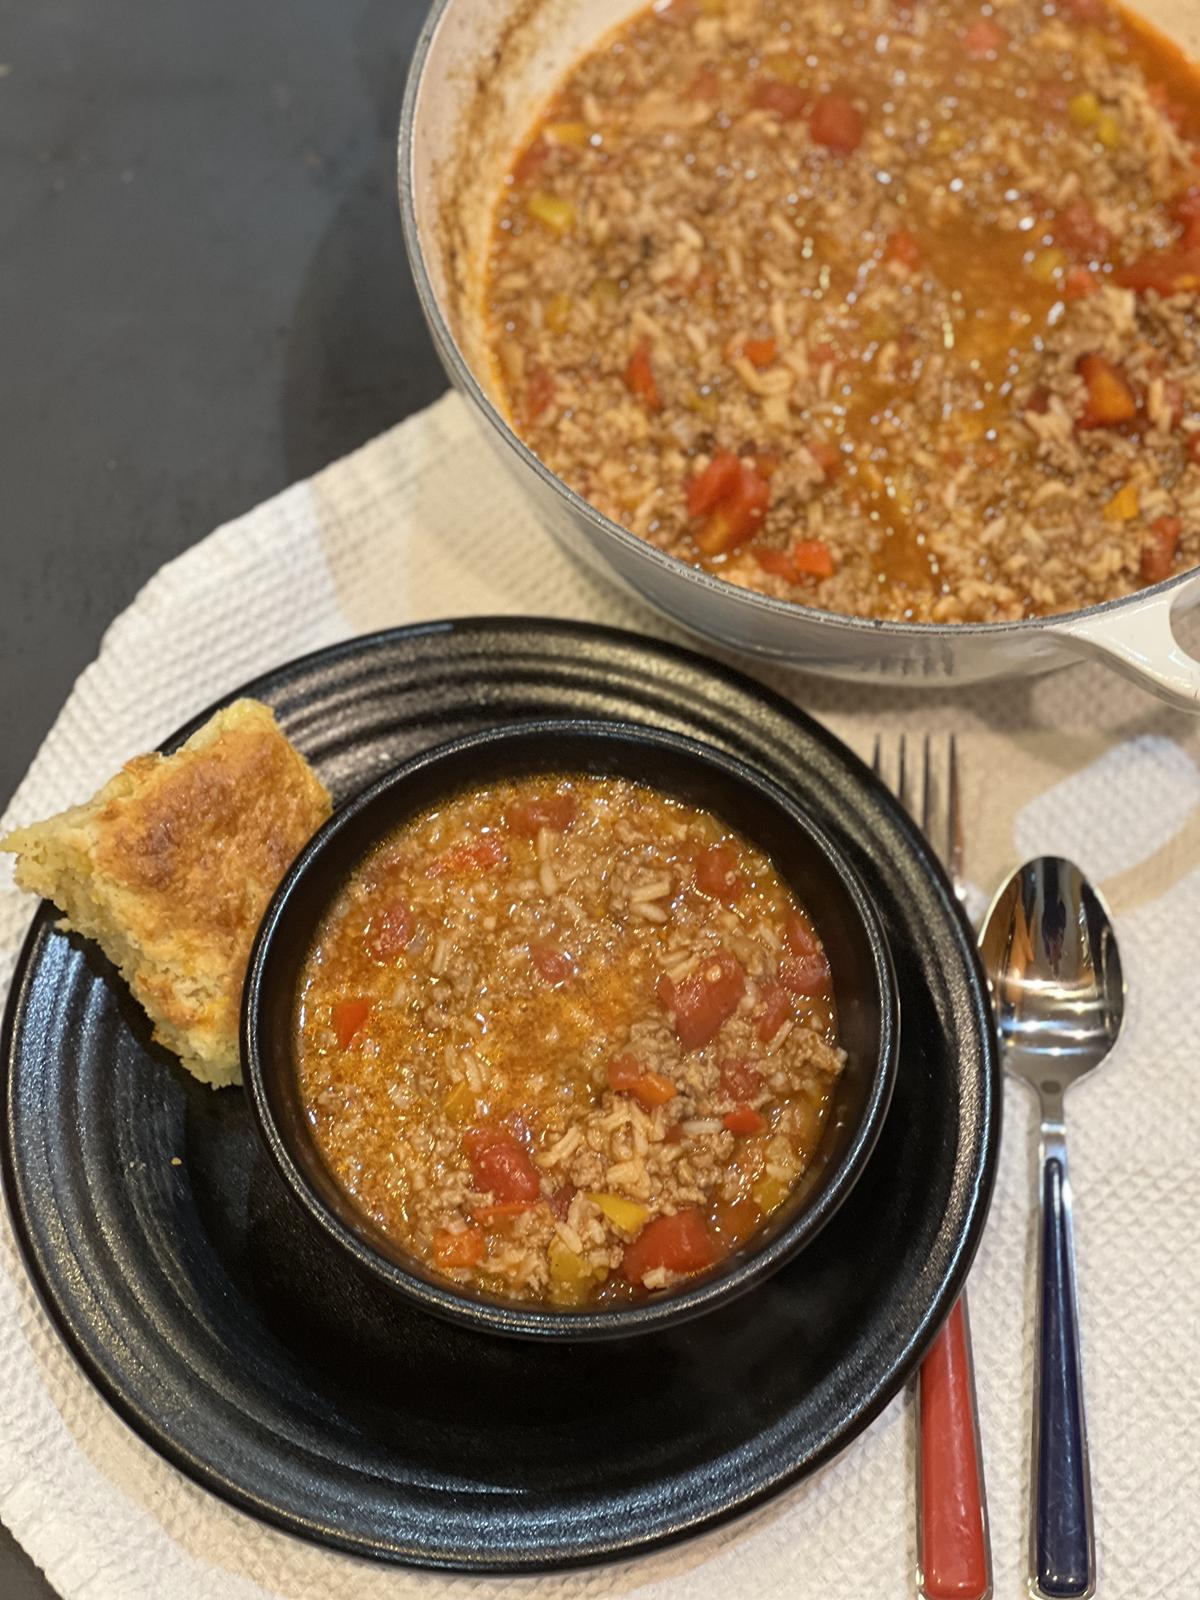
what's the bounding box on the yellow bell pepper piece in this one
[545,292,572,334]
[547,1239,599,1305]
[548,1239,589,1284]
[1068,92,1101,128]
[591,277,621,308]
[1104,483,1139,523]
[443,1081,476,1125]
[1095,112,1121,151]
[587,1192,649,1235]
[1029,248,1068,285]
[752,1175,790,1215]
[544,121,590,148]
[763,52,803,84]
[527,193,576,235]
[684,388,720,422]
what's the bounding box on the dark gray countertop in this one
[1,1,443,1591]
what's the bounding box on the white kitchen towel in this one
[1,390,1197,1600]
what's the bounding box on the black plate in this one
[1,618,999,1571]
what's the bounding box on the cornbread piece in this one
[2,699,331,1087]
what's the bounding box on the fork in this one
[873,734,992,1600]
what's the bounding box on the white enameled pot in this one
[399,0,1200,706]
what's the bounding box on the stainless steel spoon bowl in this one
[980,858,1125,1600]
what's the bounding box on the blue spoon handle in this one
[1034,1141,1095,1598]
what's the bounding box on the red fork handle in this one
[918,1296,992,1600]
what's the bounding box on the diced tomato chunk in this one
[964,18,1007,57]
[687,451,743,518]
[530,944,575,986]
[720,1059,765,1100]
[724,1105,769,1136]
[885,228,922,269]
[622,1208,717,1284]
[608,1054,677,1108]
[506,791,577,837]
[808,437,842,479]
[477,837,508,868]
[464,837,508,872]
[433,1227,484,1269]
[780,951,832,997]
[694,843,747,903]
[694,463,771,556]
[755,981,792,1043]
[753,545,796,578]
[513,139,550,185]
[1053,201,1111,264]
[785,911,820,957]
[428,834,507,877]
[367,899,413,960]
[687,67,721,102]
[1141,516,1183,585]
[1150,82,1189,132]
[810,94,864,154]
[1116,247,1200,297]
[743,337,777,369]
[332,998,371,1050]
[464,1129,541,1203]
[792,539,835,579]
[752,79,808,121]
[523,365,556,425]
[1076,354,1138,429]
[659,952,745,1050]
[624,340,662,411]
[1064,267,1100,301]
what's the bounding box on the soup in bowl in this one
[243,722,899,1339]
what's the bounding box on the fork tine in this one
[877,734,960,888]
[947,733,965,899]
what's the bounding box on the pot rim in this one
[397,0,1199,647]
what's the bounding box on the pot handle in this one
[1059,576,1200,711]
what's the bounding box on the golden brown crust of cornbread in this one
[1,699,332,1086]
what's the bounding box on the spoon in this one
[979,857,1125,1600]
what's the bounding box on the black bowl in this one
[243,720,899,1341]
